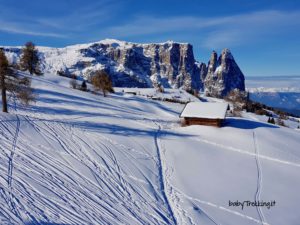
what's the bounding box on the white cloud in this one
[0,20,67,38]
[201,10,300,49]
[0,0,118,38]
[105,10,300,49]
[36,1,118,32]
[0,5,299,49]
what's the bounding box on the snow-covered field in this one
[114,87,200,103]
[0,73,299,225]
[246,76,300,115]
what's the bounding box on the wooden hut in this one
[180,102,228,127]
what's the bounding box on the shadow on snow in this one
[25,223,69,225]
[1,115,193,139]
[225,118,278,129]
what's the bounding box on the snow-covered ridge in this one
[2,39,200,90]
[2,39,245,96]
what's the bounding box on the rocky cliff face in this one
[2,39,245,97]
[204,49,245,97]
[78,40,202,90]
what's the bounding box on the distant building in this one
[123,90,137,95]
[180,102,228,127]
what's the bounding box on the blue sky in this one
[0,0,300,76]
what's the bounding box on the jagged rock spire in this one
[204,49,245,97]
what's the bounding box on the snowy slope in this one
[162,120,300,225]
[0,73,183,225]
[114,87,200,103]
[0,73,299,225]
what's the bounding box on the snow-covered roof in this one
[180,102,228,119]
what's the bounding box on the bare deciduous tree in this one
[91,70,113,97]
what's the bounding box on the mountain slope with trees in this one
[1,39,245,97]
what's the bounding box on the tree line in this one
[69,70,113,97]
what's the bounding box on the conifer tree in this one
[0,49,34,113]
[81,80,87,91]
[19,42,42,75]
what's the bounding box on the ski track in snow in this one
[253,132,267,225]
[0,73,299,224]
[194,137,300,168]
[159,134,221,225]
[7,115,22,223]
[154,122,177,225]
[173,186,271,225]
[0,109,179,224]
[0,109,297,225]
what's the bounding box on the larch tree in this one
[0,49,34,113]
[91,70,113,97]
[19,42,42,75]
[270,117,275,124]
[0,50,9,112]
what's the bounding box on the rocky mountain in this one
[204,49,245,97]
[1,39,245,97]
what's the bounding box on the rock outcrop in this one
[204,49,245,97]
